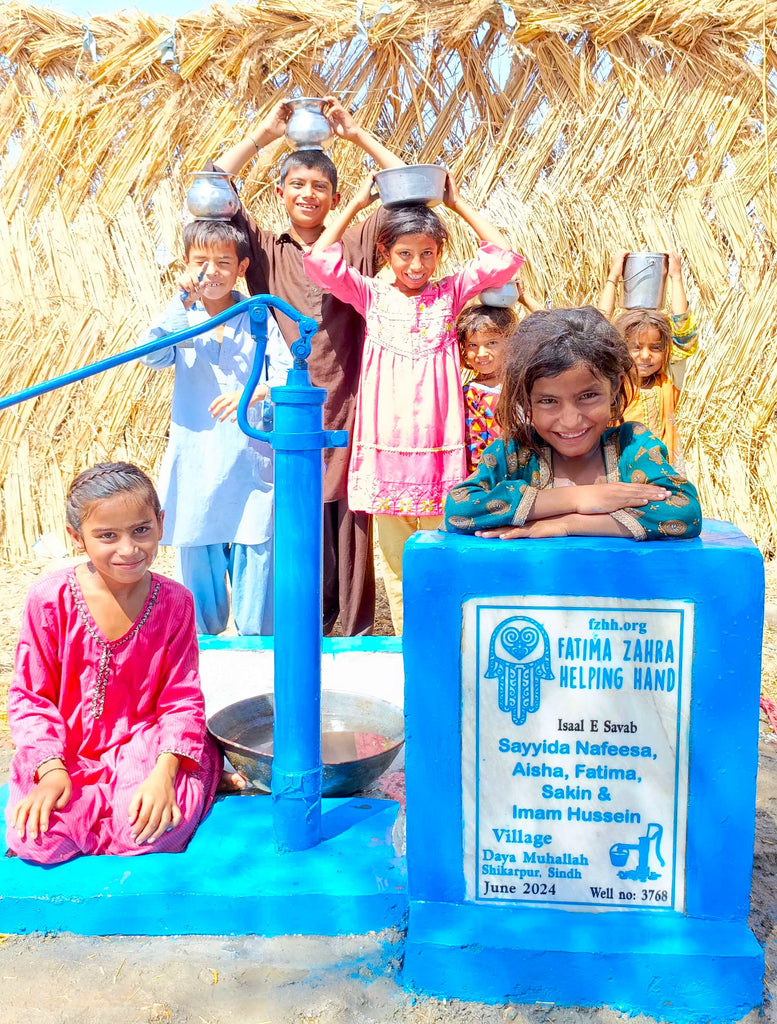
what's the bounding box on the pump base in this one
[0,788,406,936]
[402,899,763,1022]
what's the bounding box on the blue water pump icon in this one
[609,822,665,882]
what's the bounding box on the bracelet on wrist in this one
[38,766,67,781]
[247,135,260,152]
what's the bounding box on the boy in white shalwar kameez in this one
[140,220,292,635]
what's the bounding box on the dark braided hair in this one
[66,463,161,533]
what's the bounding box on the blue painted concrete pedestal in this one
[401,520,765,1022]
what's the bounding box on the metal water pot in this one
[285,98,333,150]
[185,171,239,220]
[478,281,520,307]
[622,252,669,309]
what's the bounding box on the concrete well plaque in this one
[461,597,692,910]
[402,524,765,1019]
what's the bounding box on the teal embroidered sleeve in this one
[612,423,702,541]
[444,439,540,533]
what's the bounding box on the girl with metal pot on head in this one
[303,171,524,635]
[598,250,698,469]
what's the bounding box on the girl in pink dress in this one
[5,462,223,863]
[304,172,524,633]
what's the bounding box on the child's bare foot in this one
[218,770,248,793]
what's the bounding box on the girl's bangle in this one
[606,277,618,285]
[247,135,260,151]
[38,766,68,781]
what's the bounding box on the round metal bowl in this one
[207,690,404,797]
[373,164,447,207]
[478,281,520,307]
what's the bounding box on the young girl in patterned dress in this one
[444,306,701,541]
[5,463,224,863]
[457,304,518,473]
[304,171,524,633]
[599,251,698,467]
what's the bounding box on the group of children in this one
[5,98,702,863]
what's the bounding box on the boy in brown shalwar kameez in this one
[208,97,404,635]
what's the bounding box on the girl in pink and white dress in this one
[304,171,523,633]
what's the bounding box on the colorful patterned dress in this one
[463,379,502,473]
[304,242,524,517]
[5,570,221,863]
[444,422,701,541]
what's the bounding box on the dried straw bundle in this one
[1,0,776,557]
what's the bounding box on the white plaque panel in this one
[462,596,692,911]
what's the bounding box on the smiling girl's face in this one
[529,362,619,461]
[628,325,666,383]
[384,233,441,295]
[464,329,507,385]
[67,490,163,590]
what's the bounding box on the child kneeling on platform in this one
[6,463,225,863]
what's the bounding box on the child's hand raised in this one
[324,96,359,141]
[260,98,294,141]
[443,170,461,211]
[608,249,629,280]
[209,385,268,422]
[668,251,682,279]
[353,171,379,211]
[128,754,182,845]
[177,262,208,309]
[573,482,670,514]
[11,764,72,841]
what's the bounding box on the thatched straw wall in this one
[1,0,776,557]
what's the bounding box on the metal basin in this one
[207,690,404,797]
[374,164,447,207]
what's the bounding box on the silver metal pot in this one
[622,252,669,309]
[373,164,447,207]
[185,171,239,221]
[478,281,519,307]
[285,97,333,150]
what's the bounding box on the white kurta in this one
[140,292,293,546]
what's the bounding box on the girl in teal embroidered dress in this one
[444,306,701,541]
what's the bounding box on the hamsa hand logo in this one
[485,615,554,725]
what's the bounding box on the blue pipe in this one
[1,293,345,853]
[237,306,347,852]
[0,294,310,412]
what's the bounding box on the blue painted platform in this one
[0,788,407,936]
[404,901,763,1022]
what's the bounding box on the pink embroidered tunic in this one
[304,241,524,516]
[5,569,221,862]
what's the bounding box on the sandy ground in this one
[0,557,775,1024]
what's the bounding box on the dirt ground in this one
[0,556,775,1024]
